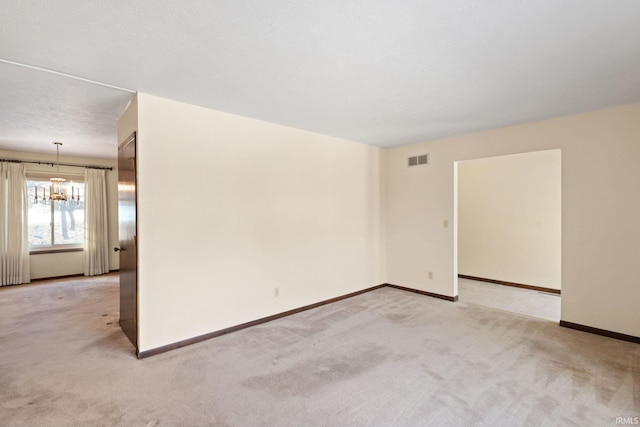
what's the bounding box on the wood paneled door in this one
[116,132,138,353]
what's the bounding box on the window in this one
[27,175,85,251]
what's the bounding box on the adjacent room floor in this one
[1,275,637,426]
[458,277,561,322]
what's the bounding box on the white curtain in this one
[84,168,109,276]
[0,162,30,286]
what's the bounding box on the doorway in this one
[454,150,561,321]
[117,132,138,351]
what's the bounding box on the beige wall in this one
[134,93,384,351]
[0,149,119,279]
[118,95,138,147]
[386,103,640,337]
[118,98,639,351]
[457,150,561,290]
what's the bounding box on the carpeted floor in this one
[1,274,638,426]
[458,278,561,322]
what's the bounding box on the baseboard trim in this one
[31,273,85,282]
[559,321,640,344]
[458,274,561,295]
[138,284,386,359]
[30,270,119,282]
[138,282,459,359]
[384,283,458,302]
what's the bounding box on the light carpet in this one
[1,274,638,426]
[458,278,561,322]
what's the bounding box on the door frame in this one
[117,131,139,354]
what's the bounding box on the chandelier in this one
[50,142,68,201]
[32,142,81,204]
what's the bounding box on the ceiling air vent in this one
[408,154,429,167]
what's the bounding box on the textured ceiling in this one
[1,0,639,159]
[0,61,133,158]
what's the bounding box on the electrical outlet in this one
[428,272,433,280]
[274,287,280,297]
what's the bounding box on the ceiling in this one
[1,1,639,159]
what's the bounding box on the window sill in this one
[30,247,84,255]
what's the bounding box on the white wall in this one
[118,95,138,146]
[0,149,119,279]
[457,150,561,290]
[133,93,384,352]
[386,103,640,337]
[118,98,639,350]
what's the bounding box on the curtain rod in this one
[0,158,113,171]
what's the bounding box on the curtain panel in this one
[0,162,30,286]
[84,169,109,276]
